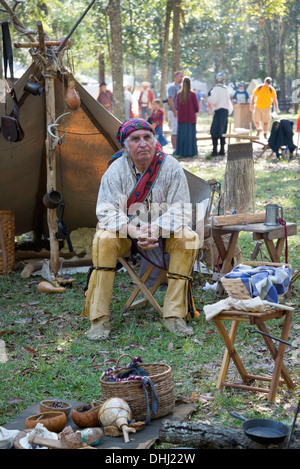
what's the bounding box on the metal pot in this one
[24,80,44,96]
[229,411,289,444]
[43,190,63,209]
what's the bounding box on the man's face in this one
[175,73,184,85]
[126,129,155,171]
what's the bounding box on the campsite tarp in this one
[0,62,121,237]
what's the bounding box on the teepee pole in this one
[39,21,60,276]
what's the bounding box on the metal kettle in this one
[265,203,283,226]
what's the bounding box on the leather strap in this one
[2,22,14,82]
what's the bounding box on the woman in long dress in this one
[176,77,199,157]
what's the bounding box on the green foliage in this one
[4,0,298,90]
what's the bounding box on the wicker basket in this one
[0,210,15,274]
[221,261,290,299]
[99,354,175,421]
[221,277,250,299]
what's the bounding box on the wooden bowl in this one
[71,402,101,428]
[40,399,72,416]
[25,411,67,433]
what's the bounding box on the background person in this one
[97,82,114,114]
[138,81,155,119]
[167,71,184,153]
[207,71,233,156]
[124,86,134,120]
[176,76,199,157]
[250,77,279,138]
[233,83,250,103]
[148,98,168,146]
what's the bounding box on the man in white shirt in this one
[82,118,200,340]
[207,71,233,156]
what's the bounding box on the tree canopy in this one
[1,0,299,104]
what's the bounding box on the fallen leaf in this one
[22,346,38,356]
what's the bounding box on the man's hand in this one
[128,223,159,250]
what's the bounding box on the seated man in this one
[82,118,200,340]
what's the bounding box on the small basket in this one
[221,277,250,299]
[99,354,175,421]
[0,210,15,274]
[221,261,290,299]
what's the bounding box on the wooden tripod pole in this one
[38,21,60,275]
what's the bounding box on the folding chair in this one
[118,254,167,315]
[118,170,212,315]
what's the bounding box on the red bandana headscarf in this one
[116,118,155,146]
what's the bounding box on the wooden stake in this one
[35,20,60,276]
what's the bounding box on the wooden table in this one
[210,222,297,292]
[213,307,295,403]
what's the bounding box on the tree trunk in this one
[160,0,172,101]
[128,0,137,91]
[107,0,124,121]
[264,19,277,78]
[159,419,300,449]
[295,23,298,84]
[278,16,287,100]
[98,51,105,85]
[171,0,181,75]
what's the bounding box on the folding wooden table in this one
[213,306,295,403]
[211,222,297,293]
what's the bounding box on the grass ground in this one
[0,113,299,446]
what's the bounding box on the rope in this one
[83,265,116,294]
[167,272,199,319]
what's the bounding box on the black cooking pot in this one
[229,411,289,444]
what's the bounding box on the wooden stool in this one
[118,256,167,316]
[213,307,295,403]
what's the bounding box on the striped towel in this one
[224,264,291,303]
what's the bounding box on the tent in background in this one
[0,62,121,238]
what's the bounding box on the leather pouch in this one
[1,23,25,143]
[1,115,24,142]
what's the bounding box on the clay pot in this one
[25,411,67,433]
[72,402,101,428]
[40,399,72,417]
